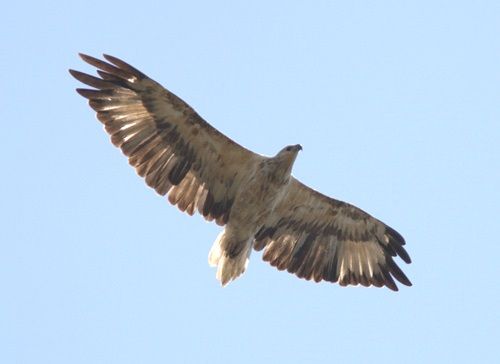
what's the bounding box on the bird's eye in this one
[286,146,292,151]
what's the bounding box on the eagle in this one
[70,54,412,291]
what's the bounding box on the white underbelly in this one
[229,176,289,234]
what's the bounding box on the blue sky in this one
[2,1,499,363]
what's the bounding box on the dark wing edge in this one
[254,178,412,291]
[70,54,262,225]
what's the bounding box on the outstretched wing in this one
[254,178,412,291]
[70,54,263,225]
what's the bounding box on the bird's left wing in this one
[254,178,412,291]
[70,54,264,225]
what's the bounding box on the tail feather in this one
[216,254,250,286]
[208,230,252,286]
[208,231,224,267]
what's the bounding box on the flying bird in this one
[70,54,412,291]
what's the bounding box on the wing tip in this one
[102,53,121,64]
[384,225,412,264]
[102,53,148,79]
[68,69,88,83]
[78,52,98,64]
[387,257,413,287]
[75,88,96,98]
[387,284,399,292]
[386,225,406,245]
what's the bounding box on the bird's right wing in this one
[70,54,264,225]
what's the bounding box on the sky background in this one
[2,1,499,363]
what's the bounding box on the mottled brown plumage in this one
[70,54,412,290]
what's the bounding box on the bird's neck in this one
[264,156,294,185]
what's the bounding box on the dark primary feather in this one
[70,54,261,225]
[255,179,412,291]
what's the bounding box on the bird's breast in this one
[229,169,290,232]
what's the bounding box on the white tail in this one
[208,230,252,286]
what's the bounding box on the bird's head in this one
[277,144,303,156]
[274,144,303,171]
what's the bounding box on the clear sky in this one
[2,1,499,363]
